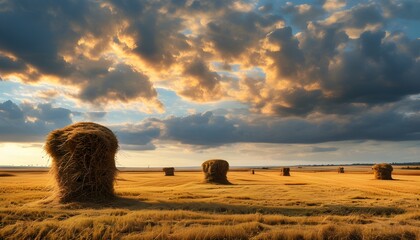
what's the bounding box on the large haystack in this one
[338,167,344,173]
[281,167,290,176]
[372,163,393,180]
[202,159,230,184]
[163,167,175,176]
[45,122,118,203]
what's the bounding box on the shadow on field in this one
[70,196,406,217]
[0,173,15,177]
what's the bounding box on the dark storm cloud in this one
[382,0,420,20]
[113,121,161,146]
[180,59,222,101]
[0,100,159,148]
[0,0,420,142]
[0,100,71,141]
[244,1,420,116]
[0,0,161,106]
[311,146,339,153]
[205,10,283,59]
[266,26,304,78]
[20,103,72,127]
[0,55,27,74]
[162,111,236,145]
[154,99,420,146]
[321,31,420,104]
[0,7,71,76]
[281,2,325,28]
[78,63,158,104]
[323,3,384,29]
[109,0,190,69]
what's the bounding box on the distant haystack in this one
[251,169,255,175]
[281,167,290,176]
[45,122,118,203]
[163,167,175,176]
[372,163,393,180]
[202,159,230,184]
[338,167,344,173]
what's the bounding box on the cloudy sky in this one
[1,0,420,167]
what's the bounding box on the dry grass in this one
[163,167,175,176]
[281,168,291,176]
[45,122,118,203]
[0,167,419,239]
[202,159,231,184]
[373,163,393,180]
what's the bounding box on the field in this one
[0,166,419,239]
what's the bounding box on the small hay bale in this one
[163,167,175,176]
[281,167,290,176]
[45,122,118,203]
[251,169,255,175]
[372,163,393,180]
[202,159,230,184]
[338,167,344,173]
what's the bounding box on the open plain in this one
[0,166,419,239]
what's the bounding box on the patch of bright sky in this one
[0,79,247,125]
[104,88,247,124]
[212,62,241,72]
[0,78,76,108]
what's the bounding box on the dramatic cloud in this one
[0,0,419,151]
[0,100,71,141]
[78,63,160,107]
[112,95,420,147]
[0,100,159,147]
[180,59,223,101]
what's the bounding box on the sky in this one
[1,0,420,167]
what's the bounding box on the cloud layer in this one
[0,0,419,149]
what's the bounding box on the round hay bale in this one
[45,122,118,203]
[201,159,230,184]
[372,163,393,180]
[338,167,344,173]
[281,167,290,176]
[163,167,175,176]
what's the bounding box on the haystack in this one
[251,169,255,175]
[372,163,393,180]
[281,167,290,176]
[338,167,344,173]
[45,122,118,203]
[202,159,230,184]
[163,167,175,176]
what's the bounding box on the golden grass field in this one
[0,166,419,239]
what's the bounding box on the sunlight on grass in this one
[0,168,419,239]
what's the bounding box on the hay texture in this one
[372,163,393,180]
[163,167,175,176]
[45,122,118,203]
[281,167,290,176]
[202,159,230,184]
[338,167,344,173]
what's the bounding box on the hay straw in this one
[45,122,118,203]
[372,163,393,180]
[202,159,230,184]
[163,167,175,176]
[281,167,290,176]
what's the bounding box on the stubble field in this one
[0,166,419,239]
